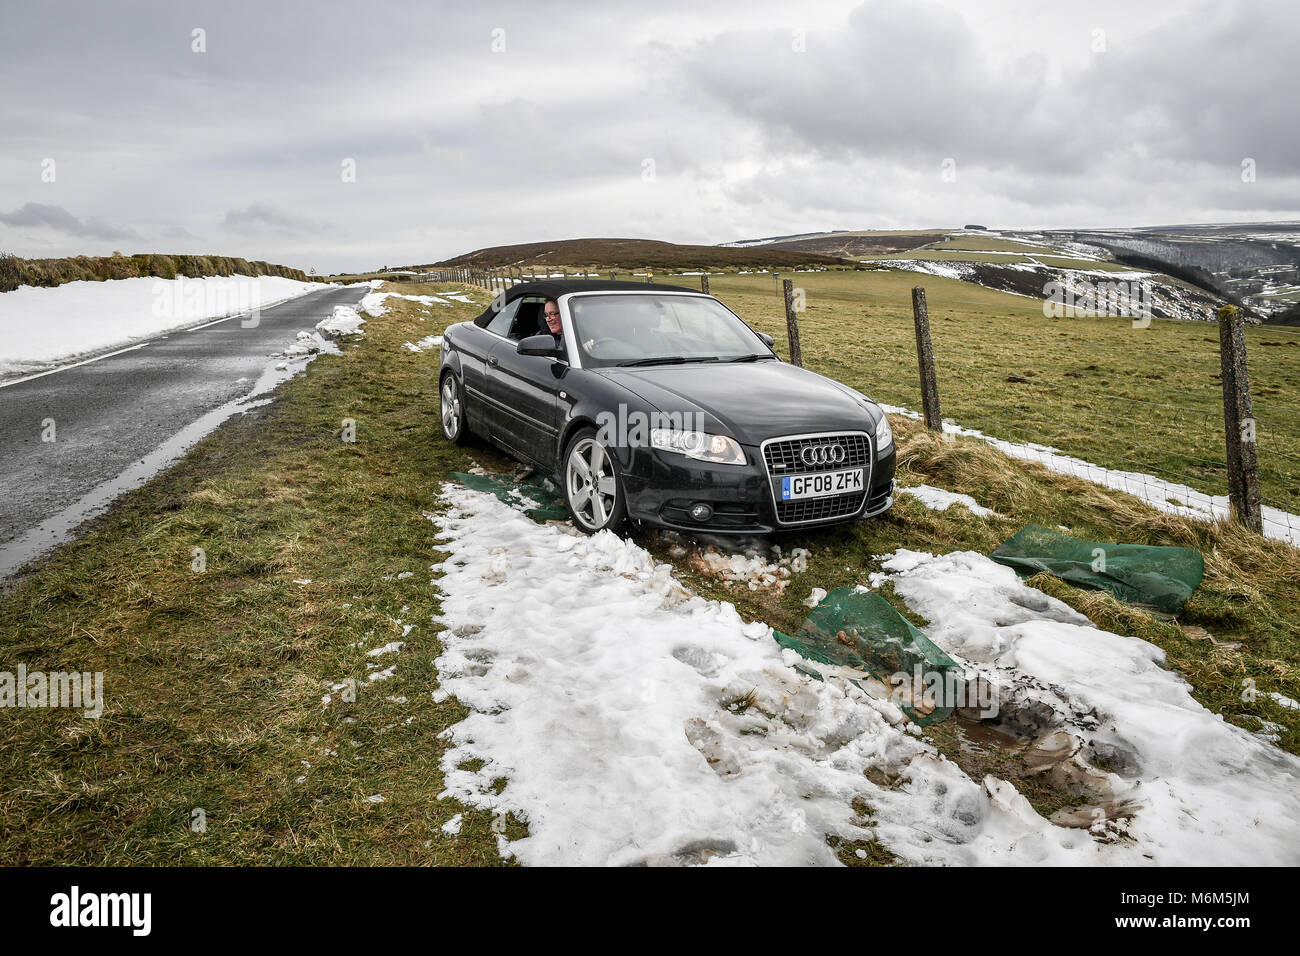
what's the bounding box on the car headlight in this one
[875,413,893,449]
[650,428,746,466]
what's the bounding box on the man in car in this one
[543,300,562,338]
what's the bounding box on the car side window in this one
[508,298,547,339]
[486,298,522,337]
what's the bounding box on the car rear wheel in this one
[563,428,626,534]
[440,372,472,445]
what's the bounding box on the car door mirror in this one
[517,334,562,357]
[756,331,775,348]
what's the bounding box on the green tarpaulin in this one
[449,471,570,523]
[773,587,961,725]
[990,524,1203,615]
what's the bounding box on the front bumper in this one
[619,440,896,534]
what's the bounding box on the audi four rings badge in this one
[800,443,846,466]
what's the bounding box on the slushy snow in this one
[428,484,1300,866]
[362,291,451,316]
[316,304,366,339]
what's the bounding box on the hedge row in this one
[0,253,311,293]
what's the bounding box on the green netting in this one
[990,524,1204,615]
[449,472,570,523]
[773,587,960,725]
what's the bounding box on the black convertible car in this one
[438,279,895,534]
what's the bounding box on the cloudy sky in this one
[2,0,1296,273]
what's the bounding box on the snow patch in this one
[316,305,366,339]
[900,484,1002,518]
[402,335,443,353]
[0,274,322,378]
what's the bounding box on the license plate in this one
[781,468,864,501]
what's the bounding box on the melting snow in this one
[427,485,1300,866]
[401,335,443,353]
[316,305,366,339]
[878,548,1300,864]
[362,291,451,316]
[900,484,1002,518]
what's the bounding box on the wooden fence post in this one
[911,287,942,431]
[782,278,803,367]
[1218,304,1263,532]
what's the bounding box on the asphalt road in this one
[0,285,365,575]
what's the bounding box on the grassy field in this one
[920,235,1056,253]
[2,271,1298,865]
[863,239,1140,272]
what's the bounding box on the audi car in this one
[438,279,895,534]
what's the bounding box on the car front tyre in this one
[563,427,627,534]
[440,372,472,446]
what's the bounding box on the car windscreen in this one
[567,294,772,368]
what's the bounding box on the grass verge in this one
[0,282,524,864]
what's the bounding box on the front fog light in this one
[689,502,713,522]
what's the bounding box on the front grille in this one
[763,433,872,475]
[775,492,867,524]
[762,432,872,526]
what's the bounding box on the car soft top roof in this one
[472,279,704,327]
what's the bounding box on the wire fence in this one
[896,284,1300,545]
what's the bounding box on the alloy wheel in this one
[441,377,461,439]
[566,437,618,530]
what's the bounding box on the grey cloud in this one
[0,202,141,240]
[0,0,1296,272]
[676,0,1300,182]
[675,2,1071,174]
[221,202,328,236]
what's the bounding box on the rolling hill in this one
[426,237,848,272]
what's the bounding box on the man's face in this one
[544,301,562,334]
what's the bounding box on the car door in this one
[467,298,521,437]
[485,298,564,465]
